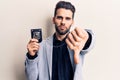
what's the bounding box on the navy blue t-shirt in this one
[52,34,74,80]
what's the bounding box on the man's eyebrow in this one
[57,16,63,18]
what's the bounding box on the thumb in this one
[74,51,80,64]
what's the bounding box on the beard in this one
[55,24,71,35]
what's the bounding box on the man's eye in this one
[66,17,71,20]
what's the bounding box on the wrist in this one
[27,52,38,59]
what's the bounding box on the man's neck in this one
[55,32,68,41]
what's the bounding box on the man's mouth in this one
[59,26,66,30]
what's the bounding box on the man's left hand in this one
[65,27,88,64]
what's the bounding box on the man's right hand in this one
[27,39,40,56]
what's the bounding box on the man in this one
[25,1,94,80]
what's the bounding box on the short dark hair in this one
[54,1,76,18]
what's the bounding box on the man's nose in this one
[61,19,65,25]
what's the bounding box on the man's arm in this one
[80,29,95,55]
[25,39,40,80]
[25,54,39,80]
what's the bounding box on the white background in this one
[0,0,120,80]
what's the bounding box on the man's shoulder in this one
[85,29,94,34]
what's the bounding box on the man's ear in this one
[52,17,55,24]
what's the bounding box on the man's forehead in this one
[56,8,73,17]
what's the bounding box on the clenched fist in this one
[27,39,40,56]
[65,27,89,64]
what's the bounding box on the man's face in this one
[53,8,74,35]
